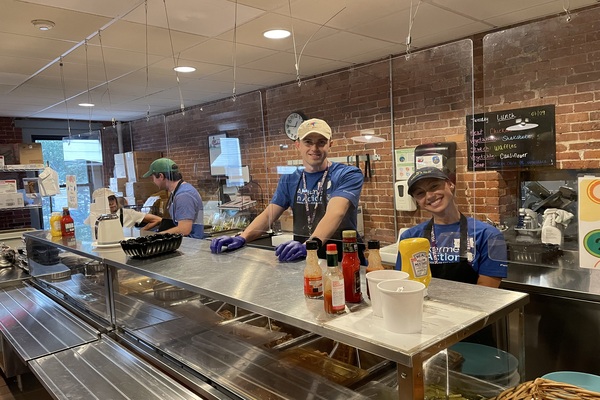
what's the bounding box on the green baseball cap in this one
[142,158,179,178]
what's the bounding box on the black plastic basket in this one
[120,234,183,259]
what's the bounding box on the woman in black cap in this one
[396,166,507,288]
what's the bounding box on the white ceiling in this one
[1,0,597,122]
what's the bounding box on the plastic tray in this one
[120,234,183,258]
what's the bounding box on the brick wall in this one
[0,117,32,229]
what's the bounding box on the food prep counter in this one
[14,229,529,400]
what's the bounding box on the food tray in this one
[120,234,183,258]
[276,347,369,387]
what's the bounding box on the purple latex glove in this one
[275,240,307,262]
[210,235,246,254]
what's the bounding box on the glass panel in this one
[163,92,266,237]
[265,58,392,244]
[482,7,600,268]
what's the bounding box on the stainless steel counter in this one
[23,230,529,399]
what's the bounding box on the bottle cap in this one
[306,240,318,250]
[367,240,380,249]
[342,230,357,238]
[326,243,337,252]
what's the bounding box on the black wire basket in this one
[120,234,183,259]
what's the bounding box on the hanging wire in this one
[231,0,238,102]
[563,0,572,22]
[163,0,185,114]
[144,0,151,121]
[98,31,116,127]
[289,1,345,87]
[59,57,73,141]
[405,0,422,59]
[84,39,94,130]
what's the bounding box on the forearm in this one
[141,214,162,231]
[163,220,193,236]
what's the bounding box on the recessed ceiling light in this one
[263,29,291,39]
[78,103,95,107]
[173,66,196,73]
[31,19,55,31]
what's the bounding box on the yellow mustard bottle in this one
[50,212,62,237]
[398,237,432,288]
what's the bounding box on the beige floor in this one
[0,371,52,400]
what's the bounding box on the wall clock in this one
[284,111,307,141]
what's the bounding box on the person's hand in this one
[275,240,307,262]
[210,235,246,253]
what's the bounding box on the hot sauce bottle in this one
[324,244,345,315]
[365,240,385,298]
[60,207,75,237]
[304,240,323,298]
[341,230,361,303]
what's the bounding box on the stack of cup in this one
[366,270,426,334]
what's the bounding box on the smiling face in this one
[295,132,331,172]
[411,178,454,214]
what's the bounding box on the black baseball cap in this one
[407,167,449,195]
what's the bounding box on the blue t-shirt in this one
[170,182,204,239]
[395,217,508,278]
[271,162,363,231]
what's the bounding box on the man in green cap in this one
[143,157,204,238]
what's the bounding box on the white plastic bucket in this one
[366,270,409,317]
[377,279,425,334]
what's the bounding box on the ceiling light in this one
[32,19,55,31]
[263,29,291,39]
[78,103,95,107]
[351,130,386,143]
[174,66,196,73]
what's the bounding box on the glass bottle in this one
[398,237,431,288]
[50,212,62,237]
[341,230,361,303]
[304,240,323,298]
[365,240,385,298]
[324,243,345,315]
[61,207,75,237]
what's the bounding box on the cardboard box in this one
[125,181,158,200]
[109,177,127,193]
[18,143,44,165]
[0,180,17,194]
[124,151,162,182]
[0,193,25,209]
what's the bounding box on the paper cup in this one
[378,279,425,334]
[366,270,409,317]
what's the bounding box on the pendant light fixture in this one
[351,130,386,143]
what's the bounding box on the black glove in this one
[210,235,246,253]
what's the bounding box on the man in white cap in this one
[211,118,365,262]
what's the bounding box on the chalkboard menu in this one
[466,105,556,170]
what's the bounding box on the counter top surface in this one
[24,230,528,366]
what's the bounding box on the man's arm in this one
[309,196,351,243]
[240,203,286,242]
[162,219,193,236]
[141,213,162,231]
